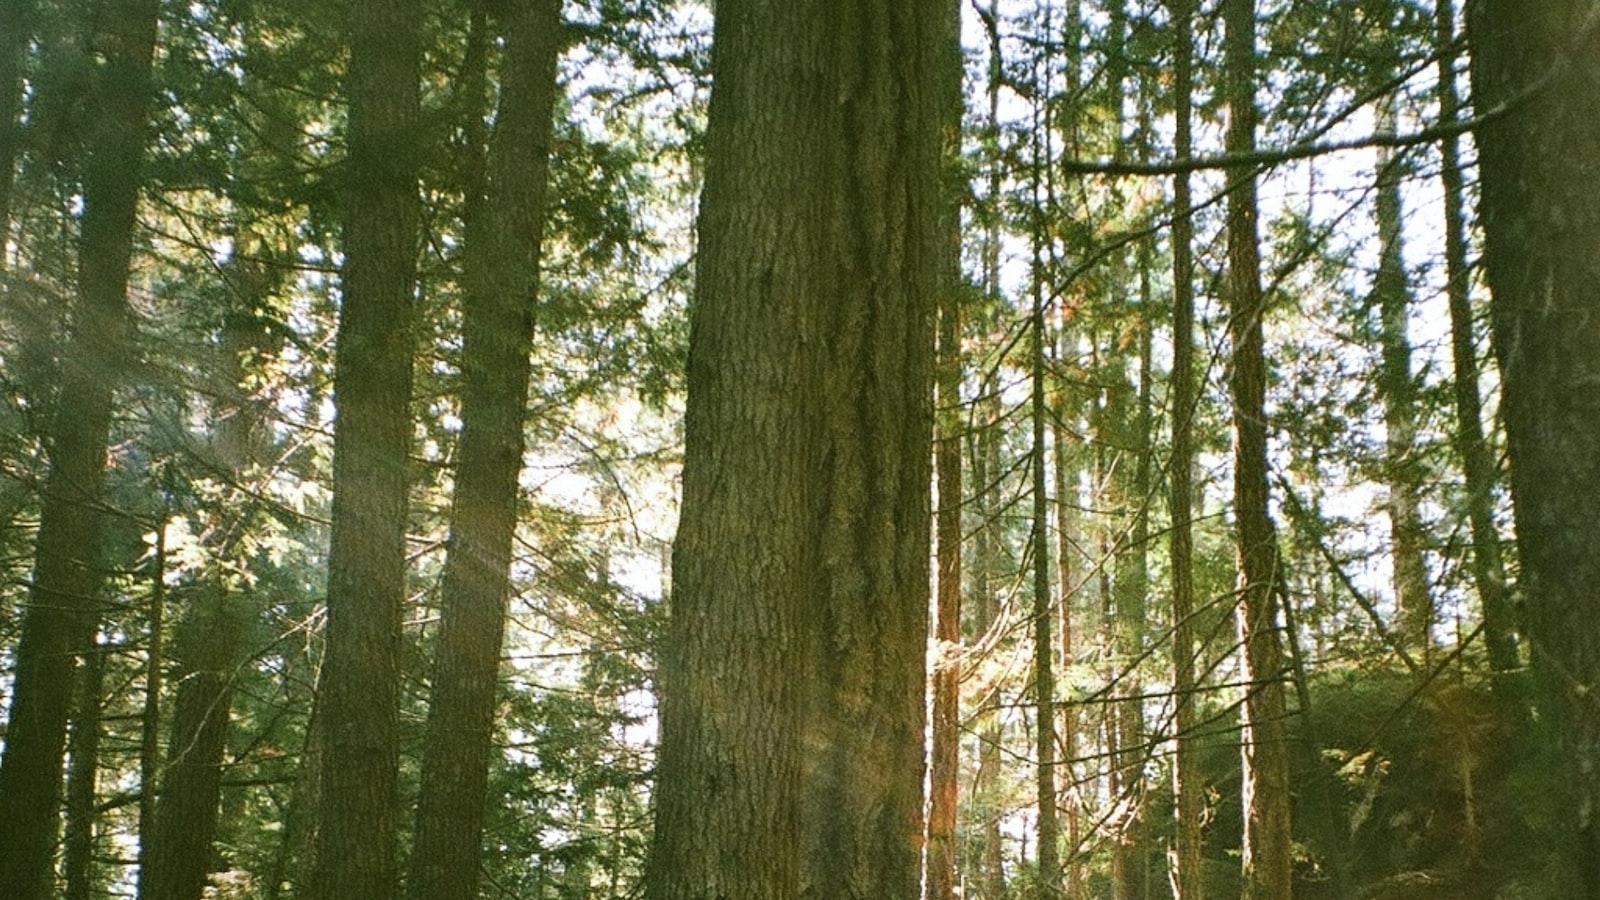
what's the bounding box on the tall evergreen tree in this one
[1166,1,1204,897]
[1222,0,1293,896]
[0,1,161,895]
[409,1,562,898]
[1469,2,1600,894]
[1437,0,1515,685]
[306,0,422,897]
[645,0,945,895]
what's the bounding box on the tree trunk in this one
[1052,350,1084,900]
[409,1,561,898]
[926,0,964,891]
[1437,0,1516,686]
[975,385,1008,900]
[1468,3,1600,894]
[976,13,1007,893]
[138,515,167,888]
[306,0,421,896]
[141,590,244,900]
[1223,0,1293,897]
[645,2,943,896]
[1031,245,1060,900]
[62,634,106,900]
[1372,95,1431,653]
[0,1,159,896]
[1029,42,1060,899]
[1167,1,1204,896]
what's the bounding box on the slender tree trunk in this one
[142,590,244,900]
[1112,251,1155,900]
[645,1,943,897]
[1372,95,1431,653]
[1167,1,1204,896]
[1223,0,1293,897]
[0,2,159,896]
[307,0,421,896]
[976,13,1008,894]
[1028,39,1061,897]
[409,2,561,898]
[1031,248,1060,900]
[975,385,1007,900]
[1437,0,1516,685]
[1052,354,1084,900]
[1468,3,1600,894]
[62,635,106,900]
[138,517,167,885]
[926,2,964,895]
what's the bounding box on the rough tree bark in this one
[409,1,561,898]
[305,0,421,897]
[1468,2,1600,894]
[645,2,944,897]
[1223,0,1294,897]
[0,1,160,896]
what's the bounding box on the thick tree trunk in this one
[306,0,421,897]
[1167,1,1204,897]
[1372,96,1431,652]
[1468,3,1600,894]
[409,2,561,899]
[1437,0,1516,685]
[0,2,159,896]
[1223,0,1293,898]
[646,2,943,897]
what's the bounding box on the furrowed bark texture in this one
[0,1,159,896]
[646,3,943,898]
[1469,3,1600,894]
[307,0,421,897]
[1223,0,1293,897]
[409,2,561,898]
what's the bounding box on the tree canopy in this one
[0,0,1593,898]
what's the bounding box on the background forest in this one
[0,0,1592,899]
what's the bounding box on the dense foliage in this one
[0,0,1573,897]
